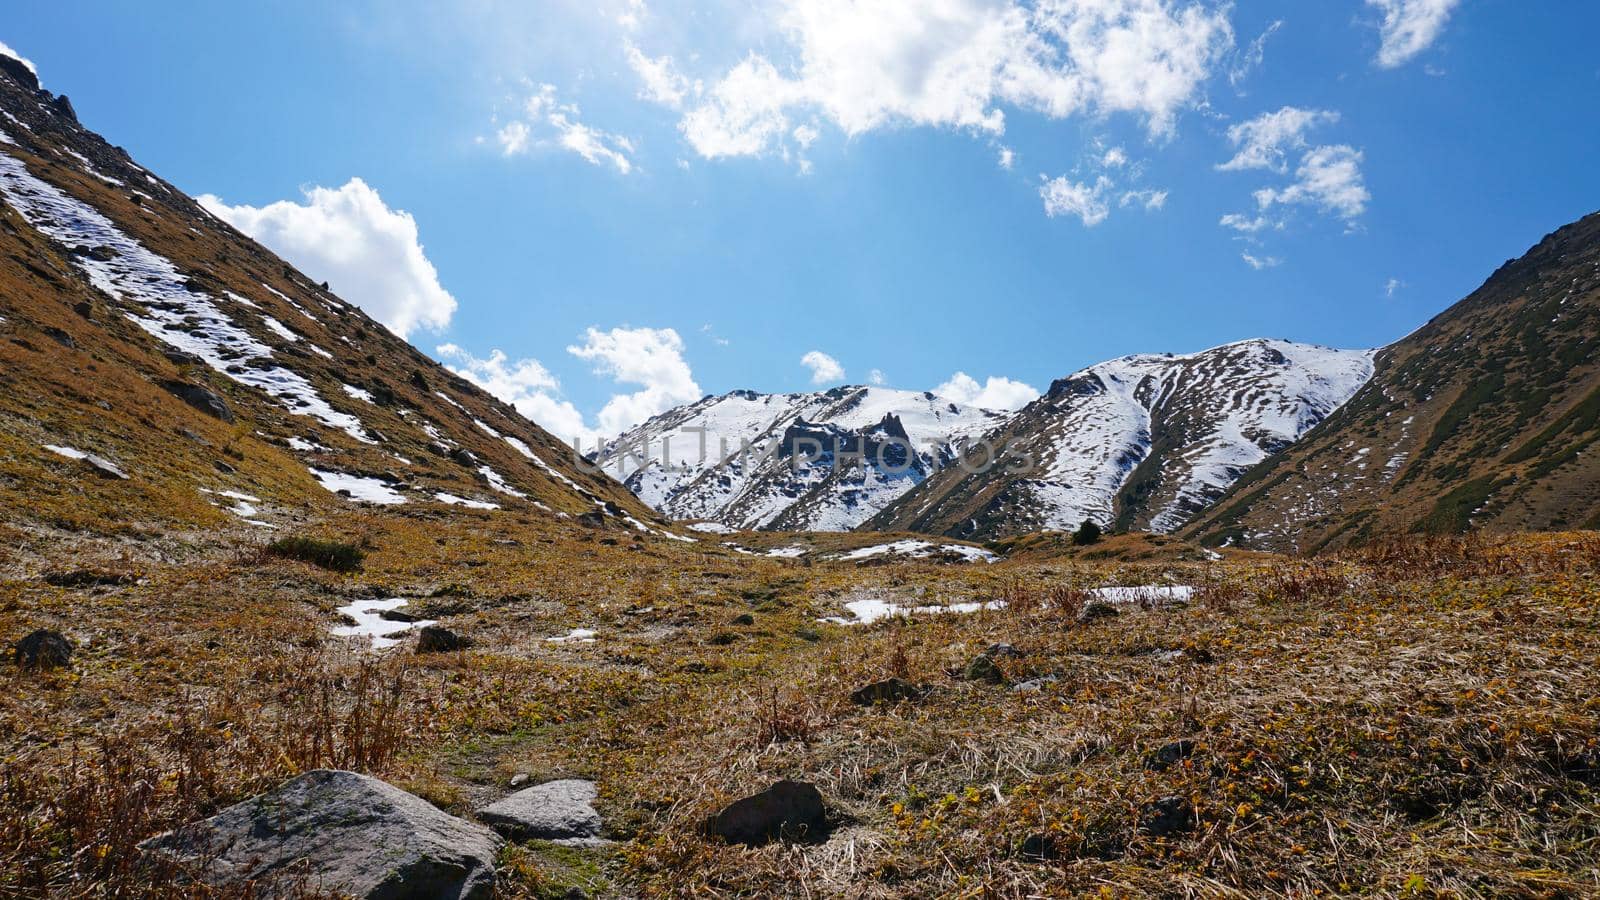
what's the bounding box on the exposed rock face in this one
[139,769,501,899]
[476,779,605,844]
[159,380,234,423]
[704,780,829,847]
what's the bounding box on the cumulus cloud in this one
[1120,189,1168,210]
[438,326,702,446]
[1218,106,1339,172]
[679,0,1234,162]
[1253,144,1369,221]
[437,344,594,445]
[569,326,702,438]
[1241,251,1281,270]
[1219,212,1273,233]
[934,372,1039,411]
[1040,175,1111,226]
[997,146,1016,169]
[801,350,845,385]
[199,179,457,339]
[1367,0,1459,69]
[497,83,635,174]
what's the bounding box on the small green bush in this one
[266,536,366,572]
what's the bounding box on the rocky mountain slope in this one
[864,340,1374,540]
[0,55,666,538]
[590,386,1010,531]
[1185,211,1600,551]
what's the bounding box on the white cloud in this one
[801,350,845,385]
[934,372,1039,411]
[438,327,702,446]
[1254,144,1369,221]
[997,146,1016,169]
[0,40,38,78]
[1040,175,1110,226]
[1241,251,1281,270]
[1228,19,1281,90]
[199,179,457,339]
[1384,277,1404,297]
[1218,106,1339,173]
[569,327,702,437]
[1101,146,1129,168]
[498,84,634,174]
[437,344,594,445]
[1366,0,1459,69]
[1120,188,1168,210]
[1219,212,1273,233]
[626,44,696,108]
[617,0,647,30]
[679,0,1234,162]
[867,368,887,386]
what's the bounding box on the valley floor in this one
[3,517,1599,897]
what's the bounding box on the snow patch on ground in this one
[309,468,406,505]
[434,492,499,510]
[546,628,597,644]
[332,599,435,650]
[819,593,1005,625]
[1087,585,1194,605]
[835,540,998,563]
[688,522,737,534]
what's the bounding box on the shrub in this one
[1072,520,1103,546]
[266,536,366,572]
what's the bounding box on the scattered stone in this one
[1145,739,1197,772]
[1138,796,1195,838]
[140,769,501,899]
[1012,675,1058,693]
[1182,646,1216,664]
[13,629,72,670]
[1018,833,1060,861]
[85,245,117,262]
[159,380,234,422]
[212,459,235,474]
[730,613,755,626]
[704,780,829,847]
[416,626,470,654]
[509,773,531,788]
[576,510,606,529]
[984,642,1024,659]
[448,447,479,467]
[42,326,75,348]
[379,609,418,623]
[477,779,605,845]
[73,300,94,318]
[1077,602,1120,624]
[962,653,1007,685]
[849,678,928,706]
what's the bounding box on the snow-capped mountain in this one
[866,339,1376,539]
[590,386,1013,531]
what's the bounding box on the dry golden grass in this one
[3,516,1599,898]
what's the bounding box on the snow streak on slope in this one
[1027,340,1375,533]
[0,141,373,443]
[593,386,1011,531]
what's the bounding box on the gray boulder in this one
[14,629,72,670]
[139,769,501,899]
[477,779,604,845]
[160,380,234,423]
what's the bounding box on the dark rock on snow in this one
[477,779,605,844]
[14,629,72,670]
[139,769,501,899]
[705,780,829,847]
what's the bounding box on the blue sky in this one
[4,1,1598,444]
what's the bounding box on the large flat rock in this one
[477,779,605,844]
[140,769,501,899]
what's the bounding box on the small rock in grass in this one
[1076,602,1119,624]
[1138,796,1195,838]
[984,642,1024,659]
[704,780,829,847]
[731,613,755,626]
[1145,739,1197,771]
[509,773,530,788]
[961,654,1006,685]
[477,779,604,845]
[849,678,927,706]
[1012,675,1058,693]
[1018,833,1060,861]
[416,625,470,654]
[13,629,72,670]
